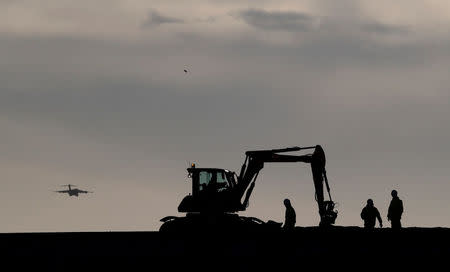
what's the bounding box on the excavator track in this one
[160,213,282,233]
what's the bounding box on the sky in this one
[1,0,450,232]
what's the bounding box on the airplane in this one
[54,184,93,197]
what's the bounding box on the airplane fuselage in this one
[68,191,79,197]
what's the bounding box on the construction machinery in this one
[159,145,338,232]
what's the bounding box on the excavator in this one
[159,145,338,232]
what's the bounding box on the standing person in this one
[387,190,404,229]
[360,199,383,229]
[283,199,296,230]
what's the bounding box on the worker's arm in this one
[360,208,365,220]
[376,209,383,228]
[400,200,404,216]
[387,201,392,221]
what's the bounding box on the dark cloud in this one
[234,8,409,37]
[194,16,217,23]
[362,22,409,35]
[235,8,318,32]
[141,9,184,28]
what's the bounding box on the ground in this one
[1,226,448,269]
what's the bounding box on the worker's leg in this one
[391,218,401,229]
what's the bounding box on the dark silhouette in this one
[387,190,403,229]
[160,145,338,232]
[53,184,93,197]
[360,199,382,229]
[204,172,217,193]
[184,69,188,73]
[5,228,450,264]
[283,199,296,230]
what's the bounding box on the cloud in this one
[194,16,217,24]
[235,8,319,32]
[232,9,409,38]
[361,22,409,35]
[234,8,410,38]
[141,9,184,28]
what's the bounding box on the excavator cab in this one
[189,168,236,196]
[178,167,239,213]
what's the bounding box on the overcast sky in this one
[1,0,450,232]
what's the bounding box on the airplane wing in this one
[78,190,93,194]
[54,190,69,193]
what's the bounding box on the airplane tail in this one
[61,184,76,190]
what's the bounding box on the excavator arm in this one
[235,145,337,226]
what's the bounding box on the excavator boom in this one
[237,145,337,226]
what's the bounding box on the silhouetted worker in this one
[203,173,217,194]
[387,190,404,229]
[360,199,382,229]
[283,199,296,230]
